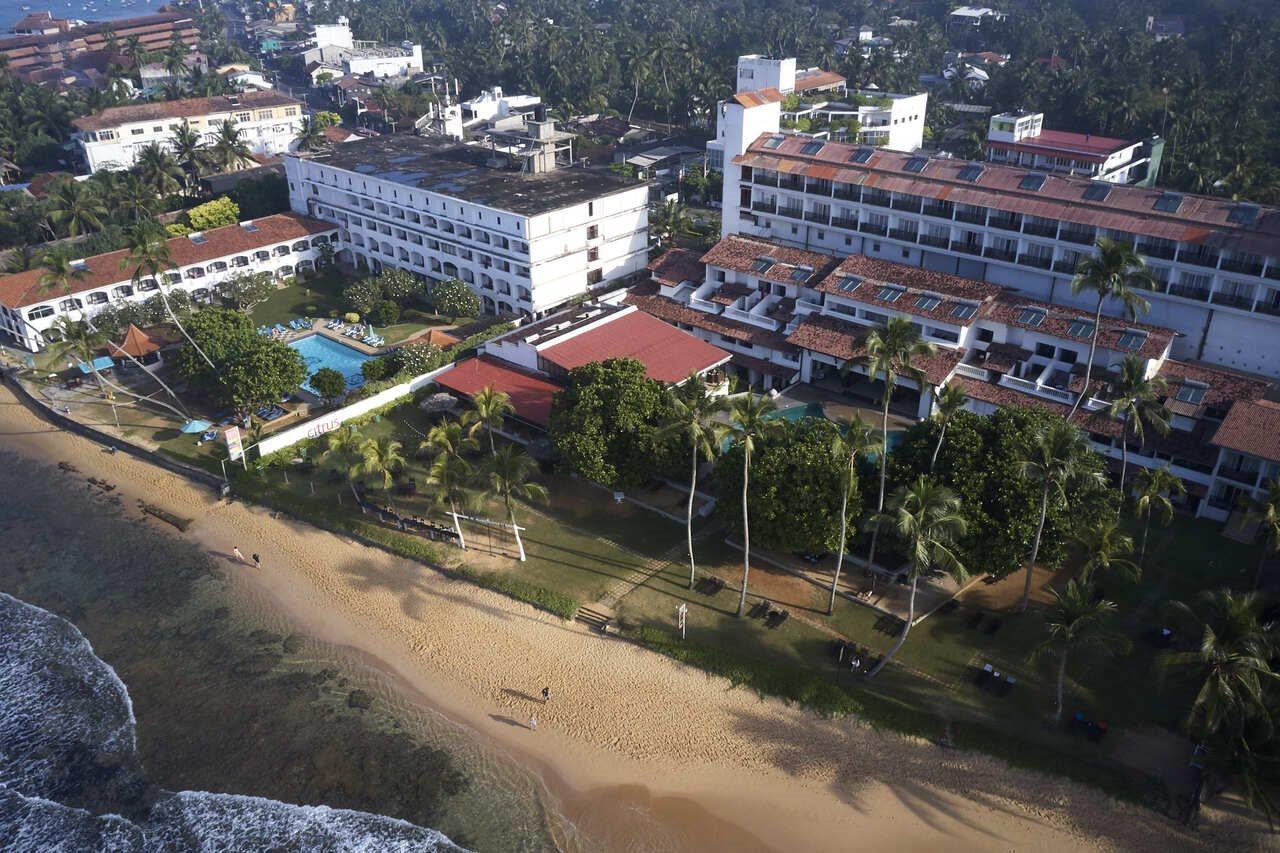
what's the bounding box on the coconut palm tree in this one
[1074,518,1140,585]
[119,220,214,370]
[426,452,476,524]
[161,42,189,81]
[651,200,693,249]
[45,178,105,238]
[321,425,365,502]
[294,116,329,152]
[1035,579,1126,724]
[122,35,149,70]
[465,385,515,455]
[37,251,88,301]
[828,416,881,615]
[1132,466,1184,568]
[851,317,936,575]
[208,120,254,173]
[118,173,158,223]
[420,416,480,460]
[866,477,967,679]
[660,374,727,589]
[1015,419,1105,612]
[1067,238,1157,417]
[47,317,190,421]
[482,444,547,562]
[133,142,184,197]
[725,393,779,617]
[1239,478,1280,589]
[357,436,406,497]
[1106,355,1169,495]
[928,382,968,473]
[1164,589,1277,738]
[167,120,207,193]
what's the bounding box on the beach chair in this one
[975,663,992,687]
[999,675,1016,696]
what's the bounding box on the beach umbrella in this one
[180,419,214,434]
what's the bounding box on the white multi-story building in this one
[284,127,649,319]
[734,55,846,98]
[0,214,338,351]
[714,91,1280,379]
[984,110,1162,186]
[73,91,304,173]
[780,89,927,152]
[460,87,541,124]
[302,16,423,79]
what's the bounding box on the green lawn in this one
[251,269,351,327]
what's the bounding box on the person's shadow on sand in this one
[490,714,531,729]
[501,688,542,703]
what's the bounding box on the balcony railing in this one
[804,210,830,223]
[1211,291,1255,309]
[1254,300,1280,316]
[806,181,833,195]
[922,203,954,219]
[860,221,888,236]
[752,173,777,187]
[1220,257,1265,276]
[890,197,923,213]
[1168,284,1211,301]
[778,206,804,220]
[919,234,950,248]
[988,215,1022,232]
[951,240,984,256]
[1018,254,1053,269]
[889,227,918,242]
[1137,242,1176,260]
[984,247,1018,262]
[1218,465,1261,486]
[831,216,858,230]
[1265,265,1280,281]
[955,209,987,225]
[778,178,805,192]
[832,186,859,201]
[863,193,892,208]
[1179,249,1220,269]
[1053,259,1079,273]
[1059,229,1096,245]
[1023,222,1058,238]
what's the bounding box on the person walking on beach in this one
[232,547,245,564]
[251,553,262,570]
[541,687,551,703]
[529,715,538,731]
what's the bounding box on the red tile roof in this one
[732,87,784,108]
[1156,358,1272,413]
[701,235,841,285]
[73,90,300,131]
[624,286,794,351]
[986,129,1137,164]
[785,313,965,385]
[539,309,730,383]
[1211,400,1280,463]
[0,213,335,309]
[107,323,163,358]
[647,248,706,288]
[984,293,1175,359]
[815,252,999,327]
[735,132,1280,255]
[433,356,561,427]
[794,69,846,91]
[949,375,1123,437]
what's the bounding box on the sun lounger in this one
[974,664,992,687]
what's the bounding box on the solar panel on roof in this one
[904,156,927,173]
[1175,382,1207,404]
[1083,182,1112,201]
[1227,203,1260,225]
[762,136,785,149]
[951,302,978,320]
[241,222,259,232]
[188,232,207,244]
[914,294,941,311]
[1066,318,1094,338]
[850,147,874,163]
[837,275,862,292]
[1018,307,1046,327]
[801,140,825,155]
[1153,192,1183,213]
[1117,329,1148,349]
[1018,173,1047,191]
[750,257,773,272]
[791,267,812,281]
[877,285,904,302]
[958,164,984,182]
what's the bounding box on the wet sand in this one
[0,385,1267,852]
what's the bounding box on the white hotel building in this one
[73,91,305,174]
[284,129,650,318]
[0,214,338,351]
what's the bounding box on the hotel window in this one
[235,112,251,123]
[98,130,116,140]
[57,298,83,312]
[284,107,298,117]
[256,110,273,120]
[131,127,145,135]
[27,306,54,320]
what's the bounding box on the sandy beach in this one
[0,384,1268,852]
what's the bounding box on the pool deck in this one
[773,383,916,431]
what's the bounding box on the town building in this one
[779,89,928,152]
[0,11,199,81]
[301,16,423,79]
[946,6,1005,48]
[138,52,210,91]
[834,25,896,60]
[734,55,846,99]
[434,300,729,432]
[461,87,541,125]
[73,91,305,174]
[0,214,338,351]
[984,110,1164,186]
[9,11,74,36]
[283,124,649,320]
[630,236,1280,521]
[713,90,1280,379]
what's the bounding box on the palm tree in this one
[1239,478,1280,589]
[119,220,214,370]
[420,416,479,459]
[426,452,476,527]
[928,382,968,473]
[48,317,190,421]
[168,120,206,193]
[1035,579,1126,724]
[133,142,183,197]
[1106,355,1169,495]
[1164,589,1277,738]
[465,385,515,454]
[37,251,88,301]
[1074,518,1140,585]
[119,173,157,223]
[45,178,105,238]
[828,416,881,615]
[1015,419,1104,612]
[660,374,727,589]
[321,425,365,502]
[866,477,967,679]
[122,35,149,70]
[357,437,406,497]
[208,120,254,173]
[725,394,779,617]
[651,201,693,249]
[294,116,329,152]
[161,42,189,81]
[853,317,936,575]
[1132,466,1185,568]
[482,444,547,562]
[1067,238,1157,417]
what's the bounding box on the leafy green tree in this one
[723,393,779,617]
[659,374,727,588]
[397,342,444,375]
[372,300,401,325]
[120,219,213,370]
[294,116,328,152]
[379,267,423,302]
[343,277,384,314]
[187,196,241,231]
[867,477,967,679]
[310,367,347,406]
[549,358,679,490]
[428,277,480,317]
[220,271,276,312]
[1035,580,1127,724]
[1132,466,1184,569]
[651,200,693,249]
[1106,354,1169,495]
[313,111,342,128]
[829,416,880,614]
[482,444,548,562]
[1068,239,1156,417]
[172,308,304,414]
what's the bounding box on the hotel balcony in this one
[1179,248,1221,269]
[751,199,777,214]
[951,240,984,256]
[831,216,859,230]
[955,208,987,225]
[1220,256,1265,276]
[1018,253,1053,269]
[922,202,954,219]
[1210,291,1255,310]
[1137,242,1176,260]
[860,221,888,236]
[1059,228,1096,245]
[988,214,1022,232]
[1023,221,1058,238]
[919,234,950,248]
[1168,284,1211,302]
[983,246,1018,262]
[889,227,919,242]
[1053,258,1079,274]
[778,206,805,220]
[805,210,830,224]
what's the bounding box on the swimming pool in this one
[288,334,372,396]
[766,403,905,451]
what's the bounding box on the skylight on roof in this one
[1018,307,1046,327]
[762,135,785,150]
[850,147,874,163]
[790,266,813,282]
[241,222,259,232]
[836,275,862,292]
[1083,182,1112,201]
[1117,329,1148,350]
[951,302,978,320]
[914,293,941,311]
[188,232,207,244]
[1153,192,1183,213]
[1175,381,1208,404]
[801,140,825,155]
[957,164,985,182]
[750,257,773,272]
[1018,173,1047,191]
[904,156,928,173]
[1227,203,1260,226]
[877,285,905,302]
[1067,318,1094,338]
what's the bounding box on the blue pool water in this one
[288,334,372,396]
[769,403,826,422]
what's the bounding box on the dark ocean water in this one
[0,451,567,851]
[0,0,158,29]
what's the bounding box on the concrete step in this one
[574,603,615,632]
